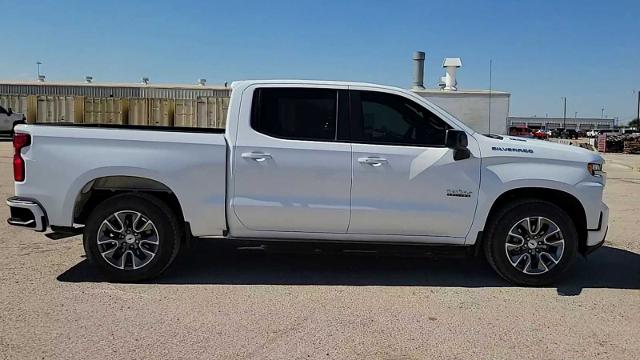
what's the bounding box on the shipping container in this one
[35,96,76,123]
[128,99,149,126]
[0,95,28,114]
[149,99,174,126]
[197,97,229,128]
[84,98,127,124]
[174,99,197,127]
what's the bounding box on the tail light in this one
[13,133,31,182]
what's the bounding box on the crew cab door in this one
[230,86,352,233]
[348,88,480,238]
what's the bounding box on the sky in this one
[2,0,639,122]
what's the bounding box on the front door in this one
[348,89,480,238]
[232,86,352,233]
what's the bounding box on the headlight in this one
[588,163,603,176]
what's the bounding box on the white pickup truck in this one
[7,80,608,285]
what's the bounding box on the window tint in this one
[355,91,451,146]
[252,88,337,141]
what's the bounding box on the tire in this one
[483,199,578,286]
[83,193,181,282]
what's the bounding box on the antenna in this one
[488,59,492,134]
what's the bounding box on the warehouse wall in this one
[416,91,510,135]
[0,94,230,128]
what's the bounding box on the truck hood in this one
[474,134,603,164]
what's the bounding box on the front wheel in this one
[484,199,578,286]
[83,193,181,282]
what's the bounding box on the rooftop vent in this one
[37,75,46,82]
[441,58,462,91]
[198,78,206,86]
[141,77,150,85]
[85,76,93,83]
[412,51,426,90]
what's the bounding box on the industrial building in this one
[508,116,615,130]
[0,78,230,128]
[1,52,511,133]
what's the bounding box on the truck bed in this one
[13,123,228,236]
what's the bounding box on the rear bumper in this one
[586,202,609,248]
[6,196,48,232]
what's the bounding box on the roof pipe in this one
[442,58,462,91]
[412,51,426,90]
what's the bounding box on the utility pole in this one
[488,59,492,134]
[562,97,567,128]
[574,111,577,118]
[636,90,639,122]
[601,107,605,118]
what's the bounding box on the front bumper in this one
[586,202,609,249]
[6,196,48,232]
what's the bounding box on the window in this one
[252,88,337,141]
[0,106,7,115]
[354,91,451,146]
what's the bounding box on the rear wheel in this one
[484,199,578,286]
[83,193,181,282]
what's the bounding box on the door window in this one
[353,91,451,146]
[0,106,7,115]
[251,88,337,141]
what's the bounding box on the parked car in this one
[0,105,25,136]
[531,129,548,140]
[508,126,532,137]
[6,80,608,286]
[587,130,599,138]
[561,129,579,139]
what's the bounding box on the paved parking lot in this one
[0,139,638,359]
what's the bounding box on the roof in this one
[442,58,462,67]
[0,79,228,90]
[509,116,615,123]
[413,88,510,96]
[0,80,230,99]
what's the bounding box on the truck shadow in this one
[57,244,640,296]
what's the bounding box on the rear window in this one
[251,88,337,141]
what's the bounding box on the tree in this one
[629,118,639,128]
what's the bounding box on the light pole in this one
[601,107,605,118]
[36,61,42,78]
[636,90,639,122]
[574,111,577,118]
[562,97,567,129]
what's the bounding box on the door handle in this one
[358,157,388,167]
[241,151,272,161]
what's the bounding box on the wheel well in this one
[485,188,588,253]
[73,176,186,232]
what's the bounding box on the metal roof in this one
[0,80,231,99]
[508,116,614,124]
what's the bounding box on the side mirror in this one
[445,129,471,161]
[7,107,12,115]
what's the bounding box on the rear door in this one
[231,86,352,233]
[348,88,480,238]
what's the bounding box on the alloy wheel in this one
[97,210,160,270]
[504,216,565,275]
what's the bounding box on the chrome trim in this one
[6,197,47,232]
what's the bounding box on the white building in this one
[410,52,511,134]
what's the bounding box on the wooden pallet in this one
[623,140,640,154]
